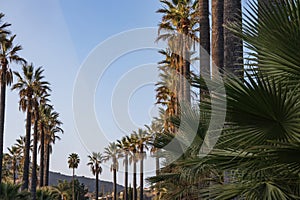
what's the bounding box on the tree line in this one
[0,13,63,200]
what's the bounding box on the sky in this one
[0,0,164,186]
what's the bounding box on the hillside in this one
[49,171,124,194]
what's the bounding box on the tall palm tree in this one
[31,78,50,200]
[87,152,104,200]
[12,64,44,191]
[127,135,139,200]
[117,137,130,200]
[223,0,243,77]
[156,49,180,132]
[104,142,120,200]
[14,136,27,173]
[211,0,224,76]
[0,31,25,188]
[157,0,199,103]
[145,120,164,176]
[132,129,150,200]
[38,104,52,187]
[198,0,210,99]
[68,153,80,200]
[43,108,63,186]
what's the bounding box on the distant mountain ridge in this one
[49,171,124,193]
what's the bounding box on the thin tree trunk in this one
[22,108,32,190]
[224,0,243,78]
[13,162,16,184]
[96,168,99,200]
[39,127,45,187]
[183,47,191,104]
[139,146,144,200]
[0,73,7,191]
[113,168,117,200]
[181,17,191,104]
[31,117,38,200]
[43,143,50,186]
[73,168,75,200]
[155,154,160,200]
[133,159,137,200]
[125,154,128,200]
[212,0,224,77]
[199,0,211,99]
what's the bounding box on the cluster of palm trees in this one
[147,0,300,199]
[67,127,159,200]
[0,13,63,200]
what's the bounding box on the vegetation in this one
[87,152,104,200]
[0,0,299,199]
[68,153,80,200]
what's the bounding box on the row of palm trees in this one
[67,126,159,200]
[0,13,63,200]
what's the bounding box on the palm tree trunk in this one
[212,0,224,76]
[39,127,45,187]
[199,0,211,100]
[96,168,99,200]
[182,17,191,104]
[73,168,75,200]
[0,74,7,191]
[125,154,128,200]
[13,162,16,184]
[224,0,243,78]
[139,146,144,200]
[31,117,38,200]
[22,108,32,190]
[183,47,191,104]
[113,168,117,200]
[133,159,137,200]
[43,143,50,186]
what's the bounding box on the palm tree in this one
[157,0,199,103]
[12,64,44,191]
[38,104,53,187]
[155,49,180,132]
[31,79,50,200]
[145,120,164,177]
[0,30,25,188]
[132,129,150,200]
[7,146,22,184]
[211,0,224,75]
[52,180,71,200]
[51,180,71,200]
[14,135,28,175]
[43,108,63,186]
[198,0,210,99]
[68,153,80,200]
[87,152,104,200]
[104,142,120,200]
[223,0,243,77]
[127,135,139,200]
[117,137,131,200]
[0,182,31,200]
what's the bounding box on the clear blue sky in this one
[1,0,163,186]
